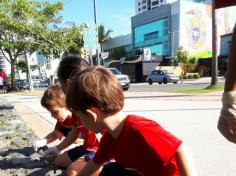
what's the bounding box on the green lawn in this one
[169,85,224,94]
[11,90,44,96]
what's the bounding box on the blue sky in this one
[58,0,135,37]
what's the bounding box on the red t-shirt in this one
[0,71,7,81]
[55,114,100,151]
[93,115,182,176]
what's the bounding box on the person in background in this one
[66,66,197,176]
[0,68,7,93]
[217,24,236,143]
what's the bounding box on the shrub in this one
[193,73,200,79]
[187,74,193,79]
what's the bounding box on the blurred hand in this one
[33,139,47,151]
[44,146,59,157]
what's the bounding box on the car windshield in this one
[109,68,121,75]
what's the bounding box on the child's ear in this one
[85,108,98,123]
[85,107,101,122]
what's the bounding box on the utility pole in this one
[211,1,218,85]
[93,0,100,65]
[25,52,34,92]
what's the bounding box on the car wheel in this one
[158,82,162,84]
[163,78,168,84]
[148,79,153,85]
[173,82,177,84]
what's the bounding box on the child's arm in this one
[33,131,57,151]
[44,126,78,155]
[224,25,236,92]
[217,25,236,142]
[175,143,197,176]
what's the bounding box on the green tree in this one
[61,23,84,57]
[110,47,127,61]
[98,24,113,52]
[16,60,38,79]
[0,0,63,84]
[175,46,198,79]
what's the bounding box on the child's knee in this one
[67,163,77,176]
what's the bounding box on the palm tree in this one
[98,24,113,52]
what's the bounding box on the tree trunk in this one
[211,2,218,85]
[10,59,16,89]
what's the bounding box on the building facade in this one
[132,0,214,60]
[135,0,209,14]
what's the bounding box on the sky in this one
[57,0,135,37]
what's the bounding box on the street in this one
[128,77,225,92]
[2,85,236,176]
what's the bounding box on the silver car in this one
[109,68,130,91]
[146,70,179,85]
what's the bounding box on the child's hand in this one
[33,139,47,151]
[44,146,59,156]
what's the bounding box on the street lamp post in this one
[169,31,178,66]
[93,0,100,66]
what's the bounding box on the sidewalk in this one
[13,101,54,138]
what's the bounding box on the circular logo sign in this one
[187,18,206,49]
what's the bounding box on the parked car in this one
[38,80,49,88]
[15,80,30,90]
[146,70,179,85]
[109,68,130,91]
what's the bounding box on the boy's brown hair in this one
[66,66,124,113]
[41,85,66,110]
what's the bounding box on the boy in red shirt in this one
[66,66,197,176]
[45,56,101,175]
[33,85,100,168]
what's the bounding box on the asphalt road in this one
[128,77,225,92]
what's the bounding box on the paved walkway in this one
[13,101,54,138]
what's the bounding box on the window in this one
[152,0,159,6]
[142,5,146,10]
[134,18,168,55]
[144,31,159,40]
[142,0,146,4]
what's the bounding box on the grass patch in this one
[169,85,224,93]
[10,90,44,96]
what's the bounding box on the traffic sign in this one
[101,52,109,59]
[83,23,98,50]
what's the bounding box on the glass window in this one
[163,18,168,28]
[144,31,159,40]
[134,18,168,55]
[152,0,159,6]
